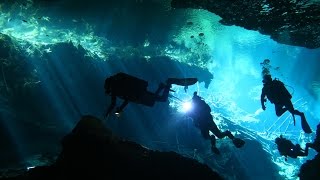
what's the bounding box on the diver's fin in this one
[301,114,312,134]
[292,114,296,126]
[167,78,198,86]
[233,138,245,148]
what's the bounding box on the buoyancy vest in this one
[265,79,292,104]
[105,72,148,100]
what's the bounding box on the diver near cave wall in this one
[275,135,309,161]
[276,125,320,160]
[186,92,245,154]
[260,74,312,134]
[104,72,198,117]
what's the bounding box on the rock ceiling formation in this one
[171,0,320,49]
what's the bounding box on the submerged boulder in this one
[1,115,222,179]
[299,153,320,180]
[299,124,320,180]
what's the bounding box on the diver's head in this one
[192,91,201,101]
[262,74,272,84]
[193,91,198,96]
[275,135,284,145]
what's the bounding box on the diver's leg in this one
[166,78,198,86]
[208,118,245,148]
[304,144,311,156]
[210,135,220,154]
[154,83,171,102]
[154,83,165,95]
[209,120,234,140]
[106,95,116,117]
[201,127,220,154]
[275,104,287,117]
[116,99,129,113]
[282,101,298,125]
[307,142,320,152]
[285,101,303,116]
[285,101,312,133]
[201,128,211,140]
[155,77,198,102]
[294,144,308,157]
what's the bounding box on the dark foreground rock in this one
[299,153,320,180]
[171,0,320,49]
[299,124,320,180]
[1,115,222,180]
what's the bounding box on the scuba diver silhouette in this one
[186,92,245,155]
[275,135,309,161]
[260,74,312,134]
[277,124,320,161]
[104,72,198,117]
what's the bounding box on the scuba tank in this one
[106,72,148,100]
[273,79,292,100]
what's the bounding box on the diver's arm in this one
[106,95,116,117]
[261,88,266,110]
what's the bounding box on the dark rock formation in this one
[299,123,320,180]
[0,115,222,180]
[171,0,320,49]
[299,153,320,180]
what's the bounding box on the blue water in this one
[0,1,319,179]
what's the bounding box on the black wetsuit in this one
[189,95,234,142]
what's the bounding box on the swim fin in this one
[301,114,312,134]
[167,78,198,86]
[233,138,245,148]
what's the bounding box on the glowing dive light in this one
[182,101,192,112]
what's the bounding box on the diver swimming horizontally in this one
[186,92,245,155]
[104,72,198,117]
[275,124,320,161]
[275,135,309,161]
[260,74,312,134]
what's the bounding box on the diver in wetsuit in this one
[186,92,245,155]
[261,74,312,134]
[275,135,309,161]
[104,72,198,117]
